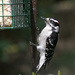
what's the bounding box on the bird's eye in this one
[50,20,53,23]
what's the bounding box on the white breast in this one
[37,25,52,49]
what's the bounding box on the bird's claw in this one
[30,41,33,46]
[36,27,39,34]
[29,41,36,47]
[36,27,39,31]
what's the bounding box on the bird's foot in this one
[29,41,37,47]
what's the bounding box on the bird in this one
[30,17,60,74]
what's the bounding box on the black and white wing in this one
[44,32,58,68]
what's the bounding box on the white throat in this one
[54,26,59,32]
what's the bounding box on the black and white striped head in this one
[41,17,60,32]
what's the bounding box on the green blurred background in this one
[0,0,75,75]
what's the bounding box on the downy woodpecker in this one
[30,17,60,74]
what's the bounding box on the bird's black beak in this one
[41,16,46,21]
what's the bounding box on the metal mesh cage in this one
[0,0,30,29]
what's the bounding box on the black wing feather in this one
[44,32,58,68]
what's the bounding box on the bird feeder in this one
[0,0,30,29]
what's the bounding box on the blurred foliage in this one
[58,70,61,75]
[32,72,35,75]
[0,28,31,75]
[0,28,30,62]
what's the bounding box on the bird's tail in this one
[35,55,45,74]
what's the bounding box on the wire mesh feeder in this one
[0,0,30,29]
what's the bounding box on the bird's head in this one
[41,17,60,32]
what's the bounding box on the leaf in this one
[32,72,40,75]
[32,72,35,75]
[58,70,61,75]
